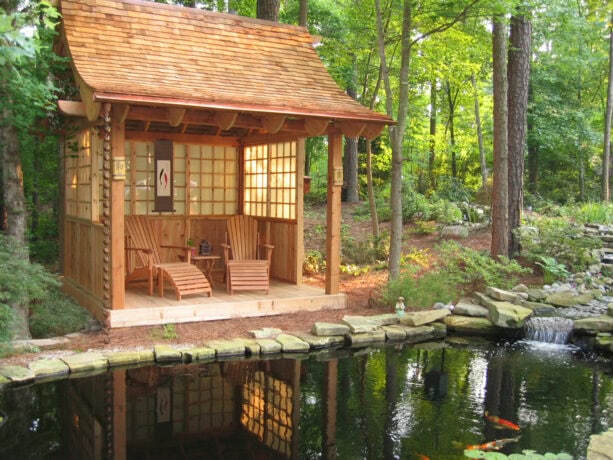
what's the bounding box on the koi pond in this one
[0,338,611,459]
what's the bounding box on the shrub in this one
[304,250,325,274]
[433,176,473,203]
[29,288,91,339]
[429,200,463,225]
[436,241,532,291]
[342,232,390,266]
[518,216,601,272]
[569,202,613,225]
[381,268,458,309]
[402,188,431,223]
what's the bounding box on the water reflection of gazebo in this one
[55,0,393,328]
[59,359,339,459]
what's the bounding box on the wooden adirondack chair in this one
[124,216,212,300]
[221,215,274,294]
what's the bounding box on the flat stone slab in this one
[206,339,247,357]
[255,338,283,354]
[368,314,399,327]
[486,286,523,304]
[0,365,35,383]
[587,428,613,460]
[381,325,407,341]
[249,327,282,339]
[0,375,9,387]
[546,291,594,308]
[402,325,437,343]
[153,345,183,362]
[182,346,215,361]
[28,359,70,379]
[342,316,378,333]
[311,322,350,337]
[236,339,261,356]
[294,332,345,349]
[13,336,70,350]
[454,299,489,318]
[105,350,155,367]
[400,309,450,327]
[61,352,108,374]
[487,301,533,328]
[345,330,386,347]
[521,301,557,315]
[574,315,613,333]
[443,316,500,335]
[276,334,310,352]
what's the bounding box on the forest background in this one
[0,0,612,344]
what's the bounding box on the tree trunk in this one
[429,79,437,191]
[472,74,488,188]
[256,0,279,21]
[299,0,308,27]
[376,0,412,280]
[507,13,531,257]
[445,81,458,178]
[343,72,359,203]
[366,141,379,239]
[527,83,538,195]
[1,106,27,245]
[491,17,509,258]
[603,14,613,202]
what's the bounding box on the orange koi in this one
[484,411,521,431]
[416,455,430,460]
[466,437,519,451]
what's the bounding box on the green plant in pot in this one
[186,238,196,257]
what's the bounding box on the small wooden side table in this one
[189,255,221,288]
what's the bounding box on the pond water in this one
[0,338,611,459]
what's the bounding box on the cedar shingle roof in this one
[59,0,392,126]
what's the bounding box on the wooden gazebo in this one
[55,0,393,328]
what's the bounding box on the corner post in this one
[111,104,126,311]
[326,130,343,294]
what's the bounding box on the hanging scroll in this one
[154,139,174,212]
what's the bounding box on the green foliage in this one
[0,304,15,356]
[382,269,458,309]
[434,176,473,203]
[304,249,325,274]
[429,200,463,224]
[567,202,613,225]
[464,449,573,459]
[29,213,60,265]
[149,323,179,341]
[29,288,91,339]
[401,187,431,223]
[535,256,570,284]
[518,216,601,272]
[411,220,439,235]
[437,241,532,291]
[342,232,389,266]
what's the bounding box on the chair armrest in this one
[261,243,275,250]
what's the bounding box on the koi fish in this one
[484,411,521,431]
[466,437,519,451]
[416,455,430,460]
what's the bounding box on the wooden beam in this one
[335,121,366,138]
[261,114,286,134]
[167,107,186,127]
[323,360,338,459]
[126,130,240,147]
[325,130,343,295]
[361,123,386,140]
[214,111,238,131]
[295,139,305,286]
[304,118,330,136]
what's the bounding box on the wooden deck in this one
[110,279,346,328]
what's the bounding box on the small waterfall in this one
[523,317,574,344]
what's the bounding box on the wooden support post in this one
[111,105,126,309]
[326,130,342,295]
[295,139,305,286]
[323,359,338,459]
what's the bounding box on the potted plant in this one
[186,238,196,257]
